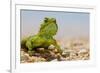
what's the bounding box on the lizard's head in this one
[39,17,58,36]
[44,17,56,24]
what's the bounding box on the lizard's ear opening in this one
[44,17,48,23]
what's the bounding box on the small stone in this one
[59,57,67,61]
[53,49,58,53]
[33,53,41,57]
[60,46,65,51]
[62,52,70,57]
[56,53,62,61]
[37,48,44,51]
[51,59,58,61]
[20,51,29,62]
[39,58,46,62]
[48,45,55,50]
[78,48,87,54]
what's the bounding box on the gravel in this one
[21,42,90,63]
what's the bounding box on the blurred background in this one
[21,10,89,41]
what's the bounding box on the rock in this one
[59,57,67,61]
[39,58,46,62]
[60,46,65,51]
[28,56,46,62]
[56,53,62,61]
[53,48,58,53]
[20,51,29,63]
[35,57,46,62]
[33,53,41,57]
[62,52,70,57]
[48,45,55,50]
[78,48,88,54]
[37,48,44,51]
[51,59,58,61]
[46,54,56,61]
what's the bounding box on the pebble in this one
[20,43,89,62]
[48,45,55,50]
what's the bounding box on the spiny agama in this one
[21,17,62,55]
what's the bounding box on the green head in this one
[39,17,58,36]
[44,17,56,23]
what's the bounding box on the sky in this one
[21,10,89,40]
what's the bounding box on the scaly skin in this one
[21,17,62,55]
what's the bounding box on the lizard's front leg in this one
[26,41,35,56]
